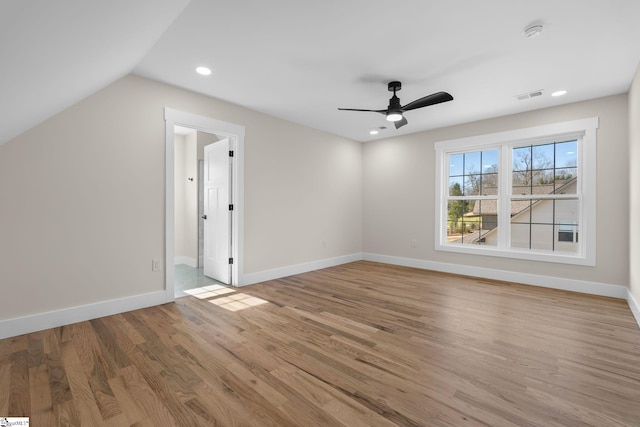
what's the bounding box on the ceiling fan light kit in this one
[338,80,453,130]
[386,112,403,122]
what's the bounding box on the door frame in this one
[164,108,245,301]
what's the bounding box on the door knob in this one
[201,215,207,220]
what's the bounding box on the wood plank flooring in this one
[1,261,639,426]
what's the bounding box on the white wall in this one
[629,64,640,306]
[363,94,629,289]
[0,74,362,322]
[244,113,363,273]
[197,131,219,161]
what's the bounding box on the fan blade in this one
[394,116,408,129]
[402,92,453,111]
[338,108,386,114]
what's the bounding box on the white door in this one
[203,138,232,284]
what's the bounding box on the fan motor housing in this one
[388,81,402,92]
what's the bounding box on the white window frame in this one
[434,117,598,266]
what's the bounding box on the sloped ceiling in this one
[2,0,640,146]
[0,0,190,145]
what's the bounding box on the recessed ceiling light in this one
[523,24,543,38]
[196,66,212,76]
[369,130,379,135]
[551,90,567,97]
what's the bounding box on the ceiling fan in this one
[338,81,453,129]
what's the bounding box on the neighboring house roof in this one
[470,178,577,216]
[449,230,487,245]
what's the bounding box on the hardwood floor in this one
[1,261,639,426]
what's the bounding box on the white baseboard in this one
[174,256,197,267]
[362,253,628,299]
[239,253,362,286]
[0,291,168,340]
[628,290,640,328]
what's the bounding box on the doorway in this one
[173,127,230,297]
[164,108,245,302]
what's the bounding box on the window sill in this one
[435,243,595,266]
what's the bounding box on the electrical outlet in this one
[322,239,327,248]
[152,259,161,271]
[410,239,417,248]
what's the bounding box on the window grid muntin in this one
[509,199,573,251]
[448,150,499,197]
[446,199,498,246]
[511,140,578,196]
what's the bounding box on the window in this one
[435,118,598,265]
[446,149,499,246]
[558,222,578,243]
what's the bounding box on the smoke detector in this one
[524,24,543,38]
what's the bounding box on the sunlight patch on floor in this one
[183,284,235,299]
[183,284,268,311]
[208,292,269,311]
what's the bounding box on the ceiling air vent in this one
[515,90,544,100]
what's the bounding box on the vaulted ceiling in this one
[2,0,640,145]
